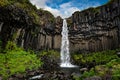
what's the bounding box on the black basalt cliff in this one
[67,0,120,52]
[0,0,120,52]
[0,0,63,51]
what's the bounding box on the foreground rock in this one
[7,69,79,80]
[84,76,102,80]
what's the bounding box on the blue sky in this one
[30,0,109,18]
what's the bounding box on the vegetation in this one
[77,58,120,80]
[81,7,100,14]
[0,0,119,79]
[0,41,43,79]
[73,49,120,80]
[73,50,119,66]
[0,0,9,7]
[106,59,120,79]
[38,50,60,58]
[0,0,29,7]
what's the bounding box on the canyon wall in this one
[0,0,120,53]
[68,0,120,53]
[0,1,62,51]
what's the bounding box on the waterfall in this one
[60,19,76,67]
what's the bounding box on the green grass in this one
[106,59,120,79]
[0,0,30,7]
[73,49,120,80]
[38,50,60,57]
[0,41,43,79]
[73,50,119,66]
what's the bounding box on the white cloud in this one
[60,2,71,8]
[59,2,80,18]
[30,0,47,8]
[29,0,80,18]
[76,1,100,10]
[29,0,100,18]
[44,6,61,17]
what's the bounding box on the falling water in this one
[60,19,76,68]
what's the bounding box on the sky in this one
[30,0,109,18]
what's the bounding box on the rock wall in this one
[0,2,63,51]
[0,0,120,53]
[68,0,120,52]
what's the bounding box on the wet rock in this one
[29,74,44,80]
[0,77,2,80]
[103,74,112,80]
[42,73,51,79]
[27,71,36,76]
[8,78,14,80]
[80,68,88,72]
[117,52,120,57]
[15,74,24,79]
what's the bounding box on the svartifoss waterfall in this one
[60,19,76,68]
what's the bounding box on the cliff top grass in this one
[82,7,100,14]
[0,0,30,7]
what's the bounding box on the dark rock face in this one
[0,5,33,48]
[0,3,63,51]
[68,0,120,52]
[0,0,120,52]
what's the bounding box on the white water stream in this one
[60,19,76,68]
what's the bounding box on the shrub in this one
[5,41,18,51]
[0,0,9,7]
[73,50,119,66]
[95,65,108,77]
[80,68,96,79]
[38,50,60,58]
[0,41,43,79]
[73,49,120,79]
[106,59,120,79]
[78,58,120,79]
